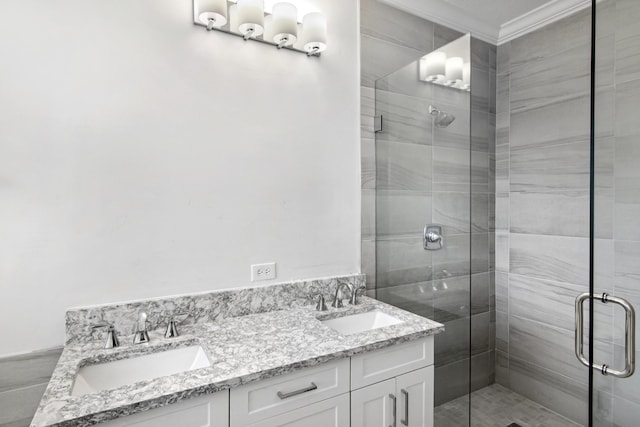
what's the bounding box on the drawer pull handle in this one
[276,382,318,399]
[401,389,409,425]
[389,393,397,427]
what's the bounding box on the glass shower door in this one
[591,0,640,425]
[374,34,473,426]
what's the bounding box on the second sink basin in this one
[71,345,211,396]
[321,310,403,335]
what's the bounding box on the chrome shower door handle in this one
[575,292,636,378]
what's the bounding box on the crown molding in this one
[498,0,590,44]
[378,0,500,45]
[379,0,592,47]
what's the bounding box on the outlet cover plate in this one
[251,262,277,281]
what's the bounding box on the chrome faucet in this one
[331,283,353,309]
[133,312,150,344]
[91,322,120,349]
[349,285,367,305]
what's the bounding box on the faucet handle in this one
[164,312,190,339]
[315,295,328,312]
[349,285,367,306]
[91,322,120,349]
[133,312,151,345]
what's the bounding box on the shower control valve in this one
[424,224,444,251]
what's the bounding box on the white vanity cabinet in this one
[231,336,434,427]
[97,390,229,427]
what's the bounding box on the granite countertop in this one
[31,296,444,427]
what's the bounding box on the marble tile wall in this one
[360,0,497,407]
[494,1,640,424]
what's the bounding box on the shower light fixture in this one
[193,0,327,56]
[419,51,470,92]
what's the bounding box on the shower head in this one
[429,105,456,128]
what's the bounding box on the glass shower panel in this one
[593,0,640,425]
[374,34,472,426]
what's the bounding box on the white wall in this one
[0,0,360,356]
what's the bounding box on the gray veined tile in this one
[509,191,589,238]
[0,384,47,426]
[509,95,590,150]
[510,140,590,193]
[361,138,375,190]
[495,231,509,273]
[615,79,640,138]
[471,38,494,73]
[361,238,376,290]
[432,275,471,323]
[375,60,433,100]
[471,272,490,315]
[471,67,489,112]
[376,190,431,237]
[0,348,62,393]
[432,102,471,151]
[376,236,432,287]
[433,24,464,51]
[471,110,490,153]
[360,0,435,54]
[509,8,590,62]
[361,114,375,140]
[509,40,590,113]
[431,83,471,110]
[433,191,470,234]
[433,233,471,280]
[497,42,510,77]
[471,312,490,357]
[508,274,614,342]
[471,193,489,233]
[434,317,470,366]
[508,355,589,425]
[495,350,509,387]
[361,35,426,88]
[376,140,432,191]
[612,344,640,406]
[361,86,375,118]
[496,73,510,117]
[432,146,470,192]
[471,233,489,275]
[613,240,640,351]
[375,89,433,146]
[615,0,640,84]
[495,271,508,313]
[496,310,509,353]
[614,134,640,241]
[375,281,434,319]
[471,151,489,193]
[361,188,375,239]
[495,193,509,232]
[509,233,589,286]
[470,351,493,392]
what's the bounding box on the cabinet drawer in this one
[351,337,434,390]
[230,358,350,426]
[97,390,229,427]
[246,393,350,427]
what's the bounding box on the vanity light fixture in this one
[193,0,327,57]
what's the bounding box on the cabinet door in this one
[97,391,229,427]
[246,394,349,427]
[351,378,396,427]
[395,366,434,427]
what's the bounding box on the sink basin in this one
[321,310,403,335]
[71,345,211,396]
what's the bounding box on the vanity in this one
[31,274,443,427]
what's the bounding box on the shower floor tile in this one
[435,384,582,427]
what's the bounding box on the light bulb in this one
[301,12,327,54]
[198,0,228,28]
[272,2,298,47]
[237,0,265,38]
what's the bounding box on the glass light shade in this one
[302,12,327,53]
[198,0,228,27]
[272,2,298,46]
[445,57,464,82]
[237,0,265,37]
[425,52,446,81]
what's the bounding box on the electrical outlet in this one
[251,262,276,281]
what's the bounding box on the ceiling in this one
[379,0,591,45]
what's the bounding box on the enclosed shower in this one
[363,0,640,425]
